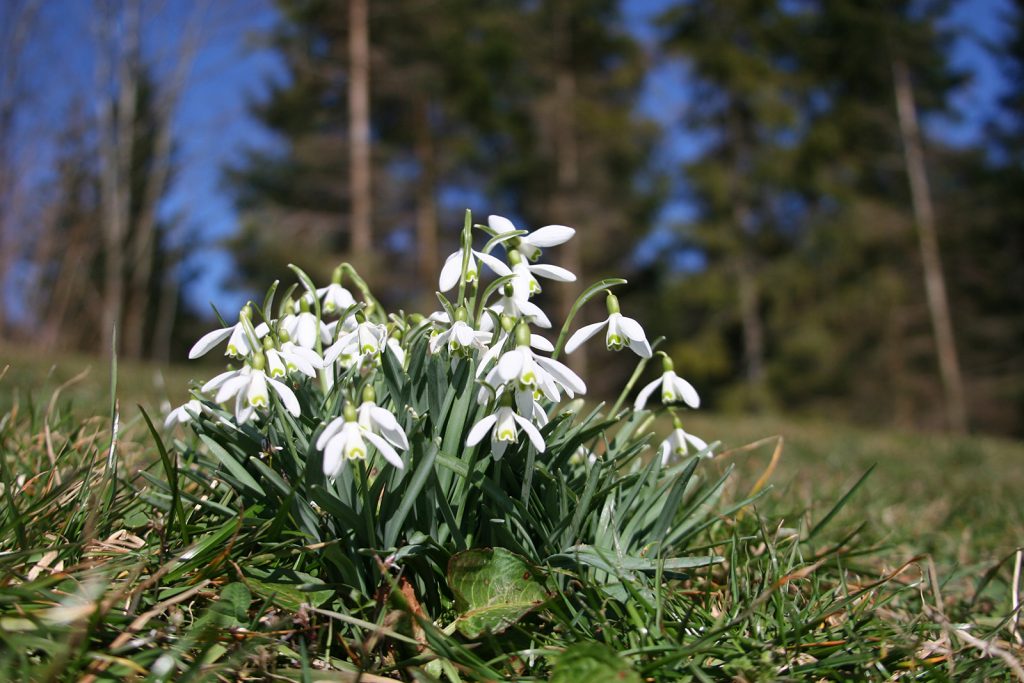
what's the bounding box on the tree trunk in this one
[414,97,438,295]
[551,2,584,376]
[348,0,372,262]
[735,248,764,391]
[892,58,968,433]
[96,0,140,357]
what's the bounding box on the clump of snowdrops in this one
[166,210,726,678]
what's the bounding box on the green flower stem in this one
[457,209,472,308]
[611,336,664,415]
[340,264,384,322]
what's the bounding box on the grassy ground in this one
[2,345,1023,679]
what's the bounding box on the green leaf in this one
[447,547,547,638]
[214,582,252,625]
[199,434,266,496]
[550,642,641,683]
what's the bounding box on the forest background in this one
[1,0,1021,437]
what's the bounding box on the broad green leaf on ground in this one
[550,642,641,683]
[447,547,547,638]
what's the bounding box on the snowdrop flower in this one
[438,246,511,292]
[317,403,404,477]
[565,292,651,358]
[386,335,406,368]
[265,340,322,379]
[316,271,357,314]
[484,283,552,328]
[466,400,545,460]
[507,248,576,302]
[164,399,203,429]
[488,214,575,261]
[356,387,409,451]
[476,324,553,377]
[323,319,387,366]
[634,353,700,411]
[201,356,300,423]
[429,308,490,356]
[658,416,709,465]
[188,305,269,359]
[483,322,586,402]
[281,300,320,349]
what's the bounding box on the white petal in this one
[488,214,516,234]
[671,376,701,409]
[371,406,409,449]
[202,369,238,393]
[564,320,608,354]
[268,377,301,416]
[474,250,512,277]
[365,431,404,469]
[491,439,509,461]
[317,417,346,450]
[627,337,652,358]
[323,435,345,477]
[524,224,574,247]
[496,350,525,383]
[535,356,587,396]
[529,334,554,352]
[529,264,576,282]
[188,327,232,359]
[615,315,646,342]
[685,431,709,453]
[466,414,498,446]
[512,413,546,452]
[438,251,464,292]
[215,374,250,404]
[634,377,662,411]
[518,299,551,328]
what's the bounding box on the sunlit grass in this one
[1,347,1022,680]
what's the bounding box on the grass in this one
[2,345,1023,680]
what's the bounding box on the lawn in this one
[2,343,1022,680]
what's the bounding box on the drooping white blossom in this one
[466,404,545,460]
[487,214,575,261]
[634,354,700,411]
[565,292,651,358]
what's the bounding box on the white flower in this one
[164,399,203,429]
[201,363,300,423]
[509,253,576,302]
[658,421,709,465]
[386,337,406,367]
[282,310,320,349]
[484,285,552,328]
[438,247,511,292]
[565,293,651,358]
[356,394,409,451]
[316,282,357,315]
[317,404,404,477]
[634,355,700,411]
[466,405,545,460]
[488,215,575,261]
[266,342,322,379]
[481,324,586,403]
[188,317,269,360]
[323,320,387,366]
[429,319,490,356]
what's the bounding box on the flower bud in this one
[514,320,531,348]
[606,292,621,315]
[362,384,376,404]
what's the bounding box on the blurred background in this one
[0,0,1020,436]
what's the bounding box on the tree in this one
[657,0,805,409]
